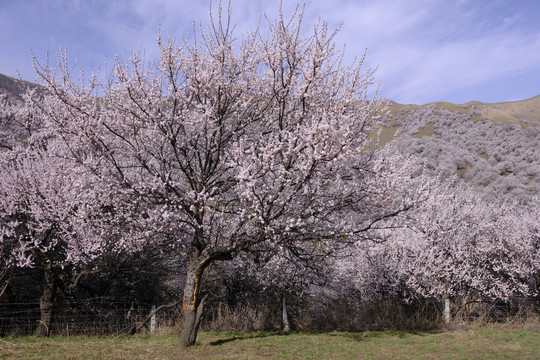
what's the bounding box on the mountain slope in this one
[0,73,41,101]
[379,98,540,202]
[464,95,540,124]
[386,95,540,127]
[0,73,44,150]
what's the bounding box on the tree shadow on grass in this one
[324,329,436,341]
[208,329,439,346]
[209,331,288,346]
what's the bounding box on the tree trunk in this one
[178,264,207,347]
[35,263,57,336]
[177,239,232,347]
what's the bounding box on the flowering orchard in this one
[1,3,539,346]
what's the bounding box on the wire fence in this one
[0,297,182,337]
[449,296,540,324]
[1,295,539,337]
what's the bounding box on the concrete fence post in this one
[150,305,156,334]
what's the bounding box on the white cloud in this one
[308,0,540,103]
[381,25,540,102]
[2,0,539,103]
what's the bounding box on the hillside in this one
[0,73,44,150]
[379,97,540,202]
[464,95,540,124]
[386,95,540,126]
[0,73,41,101]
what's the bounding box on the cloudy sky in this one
[1,0,539,104]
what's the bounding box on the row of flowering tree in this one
[330,182,540,319]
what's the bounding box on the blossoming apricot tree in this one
[24,4,419,346]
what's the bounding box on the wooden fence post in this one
[98,296,103,337]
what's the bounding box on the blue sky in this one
[1,0,540,104]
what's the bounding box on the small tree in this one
[32,4,417,346]
[0,142,118,335]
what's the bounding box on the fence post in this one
[150,305,156,334]
[443,292,450,324]
[98,296,104,337]
[282,296,290,333]
[467,294,471,324]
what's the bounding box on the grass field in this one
[1,325,539,359]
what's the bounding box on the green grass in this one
[1,326,539,359]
